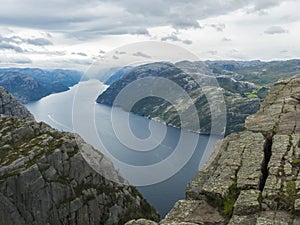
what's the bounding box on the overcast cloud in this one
[27,38,53,46]
[0,0,298,69]
[0,0,292,38]
[264,26,288,34]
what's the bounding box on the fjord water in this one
[26,80,220,217]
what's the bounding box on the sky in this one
[0,0,299,70]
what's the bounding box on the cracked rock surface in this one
[126,77,300,224]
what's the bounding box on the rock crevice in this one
[259,136,272,191]
[127,78,300,224]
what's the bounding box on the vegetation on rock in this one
[127,78,300,224]
[0,87,159,225]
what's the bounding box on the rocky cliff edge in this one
[0,87,159,224]
[127,78,300,224]
[0,86,34,120]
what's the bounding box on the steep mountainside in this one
[0,88,159,224]
[0,68,82,103]
[97,62,262,135]
[127,77,300,225]
[105,66,133,85]
[0,86,34,120]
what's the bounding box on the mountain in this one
[0,68,82,103]
[0,87,159,224]
[96,62,263,135]
[205,59,300,85]
[105,66,133,85]
[126,77,300,224]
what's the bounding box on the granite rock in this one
[131,78,300,224]
[0,114,159,224]
[0,86,34,120]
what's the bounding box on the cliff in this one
[126,77,300,224]
[0,88,159,224]
[0,86,34,120]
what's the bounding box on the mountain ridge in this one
[0,68,82,103]
[96,61,263,135]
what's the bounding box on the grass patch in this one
[286,180,297,214]
[291,158,300,165]
[223,182,240,216]
[245,93,258,98]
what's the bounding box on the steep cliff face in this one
[0,89,159,224]
[0,86,34,120]
[127,78,300,224]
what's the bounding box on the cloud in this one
[252,0,286,12]
[0,0,290,40]
[207,50,218,55]
[170,18,201,29]
[0,0,297,69]
[222,37,232,42]
[0,42,24,52]
[63,58,92,65]
[132,51,152,58]
[182,39,192,45]
[115,51,126,55]
[0,34,53,47]
[161,33,181,42]
[0,56,32,64]
[264,26,288,34]
[27,37,52,46]
[210,23,226,32]
[23,49,66,56]
[0,34,23,44]
[72,52,87,56]
[280,50,288,54]
[12,57,32,64]
[129,28,150,36]
[161,33,193,45]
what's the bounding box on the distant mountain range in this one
[0,68,82,103]
[1,59,299,135]
[97,59,300,135]
[204,59,300,85]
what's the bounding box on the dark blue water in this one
[25,80,220,217]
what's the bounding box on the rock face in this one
[127,78,300,224]
[0,116,159,223]
[0,86,34,120]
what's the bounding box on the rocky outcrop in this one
[0,86,34,120]
[128,78,300,224]
[0,115,159,224]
